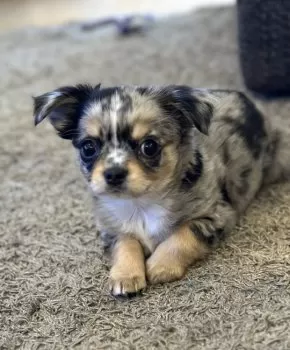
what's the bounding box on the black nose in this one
[104,167,128,186]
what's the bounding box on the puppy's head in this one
[34,84,212,197]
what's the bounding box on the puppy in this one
[34,84,290,297]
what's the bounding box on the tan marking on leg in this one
[146,225,209,285]
[109,237,146,296]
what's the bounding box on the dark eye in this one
[140,138,160,158]
[80,139,101,161]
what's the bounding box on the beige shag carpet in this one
[1,6,290,350]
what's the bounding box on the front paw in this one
[109,269,146,297]
[146,256,185,285]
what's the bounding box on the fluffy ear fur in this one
[138,85,214,135]
[33,84,100,139]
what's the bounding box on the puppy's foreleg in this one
[109,236,146,297]
[146,225,209,284]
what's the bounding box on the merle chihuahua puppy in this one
[34,84,290,297]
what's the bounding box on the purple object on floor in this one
[81,14,155,36]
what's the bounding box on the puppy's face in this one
[34,84,212,198]
[76,91,181,197]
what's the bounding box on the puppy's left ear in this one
[34,84,100,139]
[148,85,214,135]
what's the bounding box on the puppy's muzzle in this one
[104,166,128,186]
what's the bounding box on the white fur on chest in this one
[98,195,172,250]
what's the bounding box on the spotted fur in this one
[34,84,290,295]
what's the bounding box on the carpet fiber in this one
[1,6,289,350]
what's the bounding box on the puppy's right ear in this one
[33,84,100,139]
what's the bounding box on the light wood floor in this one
[0,0,233,33]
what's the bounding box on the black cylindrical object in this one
[237,0,290,97]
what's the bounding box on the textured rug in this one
[1,6,290,350]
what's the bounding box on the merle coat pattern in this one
[34,84,290,297]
